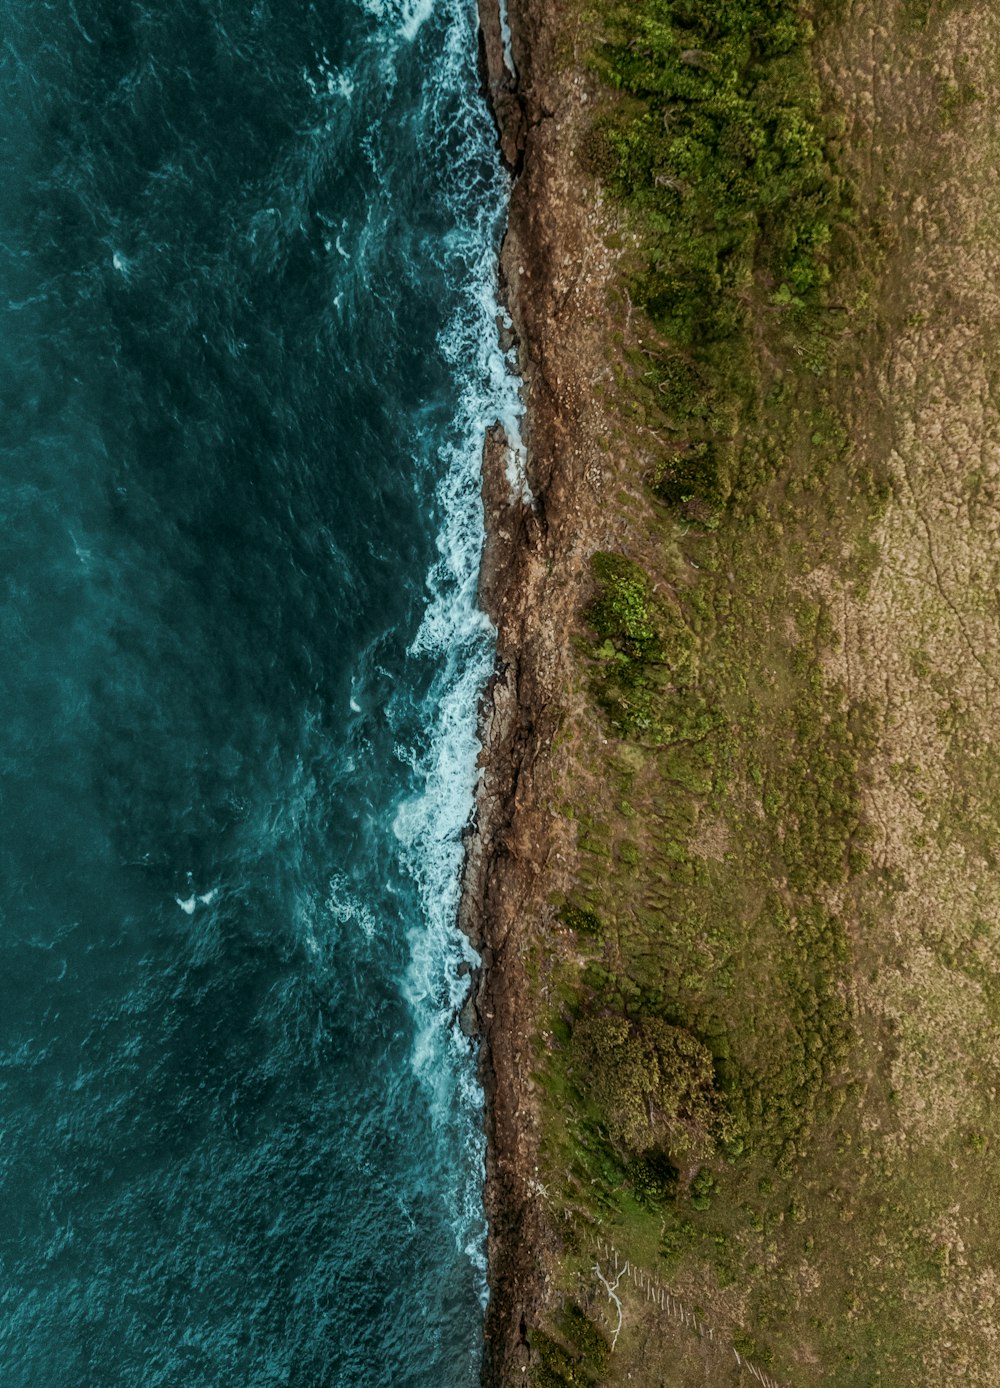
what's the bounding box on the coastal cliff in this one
[468,0,1000,1384]
[465,0,611,1377]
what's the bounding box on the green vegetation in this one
[585,553,658,653]
[538,0,877,1211]
[570,1014,717,1157]
[597,0,835,305]
[585,552,713,745]
[558,902,605,936]
[546,534,872,1198]
[584,0,845,512]
[521,0,1000,1382]
[525,7,895,1381]
[530,1306,611,1387]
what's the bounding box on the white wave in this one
[354,0,434,42]
[303,52,356,104]
[174,883,218,914]
[325,872,377,941]
[498,0,516,74]
[400,0,435,41]
[388,0,524,1306]
[329,70,356,100]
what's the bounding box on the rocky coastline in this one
[461,0,616,1379]
[461,0,547,1366]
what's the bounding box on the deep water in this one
[0,0,519,1382]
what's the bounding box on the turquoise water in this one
[0,0,518,1381]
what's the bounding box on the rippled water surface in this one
[0,0,514,1381]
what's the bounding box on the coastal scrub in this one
[585,0,842,513]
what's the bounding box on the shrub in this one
[586,553,658,654]
[690,1165,718,1209]
[558,903,604,936]
[595,0,835,328]
[587,0,844,511]
[627,1148,680,1204]
[654,439,729,509]
[558,1304,610,1373]
[530,1329,597,1388]
[570,1014,717,1155]
[591,658,662,740]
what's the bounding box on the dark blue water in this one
[0,0,520,1381]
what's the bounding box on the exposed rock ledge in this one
[461,0,617,1380]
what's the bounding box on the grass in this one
[528,447,886,1380]
[518,0,1000,1383]
[523,4,896,1381]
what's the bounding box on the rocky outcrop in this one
[464,0,619,1378]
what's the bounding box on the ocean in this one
[0,0,518,1381]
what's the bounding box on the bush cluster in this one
[530,1310,609,1388]
[558,1304,610,1373]
[558,902,605,937]
[585,552,714,747]
[626,1148,680,1205]
[570,1013,717,1156]
[596,0,836,322]
[587,0,842,510]
[586,552,659,655]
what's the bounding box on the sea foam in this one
[390,0,522,1298]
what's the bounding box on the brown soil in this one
[818,5,1000,1380]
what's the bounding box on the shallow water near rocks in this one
[0,0,514,1381]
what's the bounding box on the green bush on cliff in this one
[530,1328,602,1388]
[585,552,666,737]
[626,1148,680,1204]
[586,552,658,654]
[590,653,663,740]
[570,1013,717,1157]
[585,551,718,743]
[558,1304,610,1373]
[594,0,835,322]
[558,902,605,936]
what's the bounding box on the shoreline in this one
[463,0,545,1380]
[464,0,616,1375]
